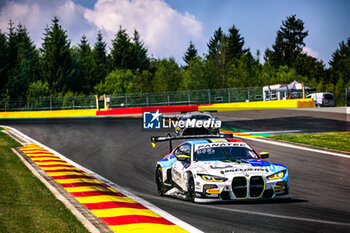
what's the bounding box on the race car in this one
[174,111,220,136]
[152,134,289,203]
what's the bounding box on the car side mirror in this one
[260,152,269,159]
[176,154,190,162]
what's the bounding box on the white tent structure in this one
[263,80,315,101]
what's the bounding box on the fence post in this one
[247,87,250,101]
[72,96,75,109]
[145,93,149,106]
[228,88,231,103]
[125,94,128,107]
[167,94,170,106]
[5,99,7,112]
[208,89,211,104]
[50,97,52,110]
[27,99,30,110]
[188,90,191,105]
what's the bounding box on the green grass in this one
[0,132,89,233]
[270,131,350,153]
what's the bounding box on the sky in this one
[0,0,349,66]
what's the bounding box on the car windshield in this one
[324,94,334,100]
[194,146,259,161]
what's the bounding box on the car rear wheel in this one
[156,166,165,196]
[187,175,195,203]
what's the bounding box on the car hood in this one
[192,159,284,177]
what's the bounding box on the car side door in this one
[172,143,191,190]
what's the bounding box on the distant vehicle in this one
[175,111,220,136]
[307,92,335,107]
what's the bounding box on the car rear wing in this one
[151,133,234,153]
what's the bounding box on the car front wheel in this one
[187,175,195,203]
[156,167,165,196]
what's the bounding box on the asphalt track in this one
[2,109,350,233]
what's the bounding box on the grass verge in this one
[0,132,89,233]
[270,131,350,153]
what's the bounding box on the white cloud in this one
[0,0,203,61]
[302,46,319,58]
[0,0,95,49]
[84,0,203,60]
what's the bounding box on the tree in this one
[180,57,209,90]
[40,17,75,94]
[111,26,133,70]
[183,41,198,67]
[6,20,17,73]
[127,70,153,93]
[130,30,150,71]
[94,69,134,95]
[294,53,326,84]
[5,23,39,98]
[0,30,8,95]
[77,35,93,93]
[207,27,223,61]
[27,80,50,98]
[225,25,249,61]
[329,37,350,84]
[91,31,108,89]
[265,15,309,68]
[329,37,350,106]
[152,58,182,92]
[205,25,252,86]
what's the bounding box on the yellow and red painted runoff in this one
[18,144,188,233]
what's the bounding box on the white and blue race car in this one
[152,134,289,203]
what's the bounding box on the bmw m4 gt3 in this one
[152,135,289,203]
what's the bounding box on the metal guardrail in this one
[0,87,264,112]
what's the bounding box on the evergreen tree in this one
[40,17,75,94]
[91,31,107,90]
[5,23,39,98]
[183,41,198,67]
[77,35,92,93]
[264,32,285,68]
[265,15,309,68]
[329,37,350,84]
[0,30,8,95]
[207,27,223,61]
[131,29,150,71]
[111,26,133,70]
[329,37,350,106]
[294,53,326,83]
[225,25,249,61]
[6,20,17,73]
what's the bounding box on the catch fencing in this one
[0,87,263,111]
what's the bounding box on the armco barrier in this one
[0,100,315,119]
[198,99,316,111]
[96,105,199,116]
[0,109,96,119]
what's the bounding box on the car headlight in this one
[198,174,228,182]
[267,171,286,180]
